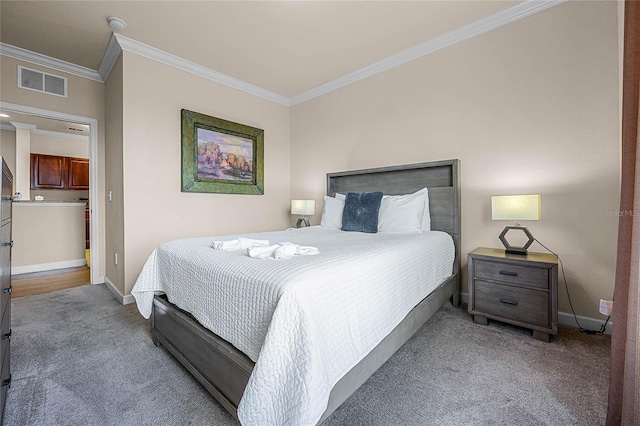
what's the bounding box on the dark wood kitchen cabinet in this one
[67,158,89,190]
[31,154,66,189]
[31,154,89,190]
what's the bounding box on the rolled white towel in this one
[247,242,320,259]
[295,245,320,256]
[213,237,270,251]
[247,245,279,259]
[274,242,298,260]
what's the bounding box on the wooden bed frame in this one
[150,159,461,423]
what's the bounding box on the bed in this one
[132,159,461,425]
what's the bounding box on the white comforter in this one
[132,226,454,426]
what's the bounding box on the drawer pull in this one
[2,286,11,294]
[1,375,11,387]
[499,270,518,277]
[499,298,518,306]
[2,330,10,341]
[1,241,13,248]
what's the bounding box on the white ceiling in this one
[1,0,519,98]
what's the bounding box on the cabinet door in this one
[68,158,89,190]
[31,154,66,189]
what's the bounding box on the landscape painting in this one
[196,128,254,182]
[181,109,264,195]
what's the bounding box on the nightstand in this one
[468,247,558,342]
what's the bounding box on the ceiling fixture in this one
[107,16,126,32]
[0,114,9,118]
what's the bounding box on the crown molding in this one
[9,121,37,131]
[0,42,103,82]
[33,128,89,142]
[112,34,290,106]
[289,0,568,106]
[98,34,122,81]
[2,121,87,141]
[1,102,97,127]
[1,0,567,107]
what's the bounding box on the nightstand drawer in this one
[473,280,549,328]
[474,259,548,289]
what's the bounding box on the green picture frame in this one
[181,109,264,195]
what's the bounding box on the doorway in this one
[0,101,101,286]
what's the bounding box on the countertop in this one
[13,200,87,207]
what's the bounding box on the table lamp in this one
[291,200,315,228]
[491,195,541,255]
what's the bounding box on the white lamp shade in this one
[491,195,541,221]
[291,199,316,216]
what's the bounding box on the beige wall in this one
[105,55,125,294]
[290,1,620,319]
[1,57,104,117]
[30,132,89,158]
[0,56,106,280]
[118,52,291,295]
[12,203,86,268]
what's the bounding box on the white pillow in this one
[320,195,345,229]
[421,187,431,231]
[335,193,346,200]
[378,188,428,234]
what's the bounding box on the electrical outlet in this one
[108,191,112,202]
[599,299,613,316]
[114,253,118,265]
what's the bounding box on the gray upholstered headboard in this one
[326,159,461,277]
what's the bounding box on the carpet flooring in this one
[5,284,610,425]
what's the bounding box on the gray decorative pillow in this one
[342,191,384,233]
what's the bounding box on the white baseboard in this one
[12,258,87,275]
[104,276,136,305]
[459,292,612,335]
[558,311,612,335]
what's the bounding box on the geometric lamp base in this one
[499,226,534,255]
[296,217,310,228]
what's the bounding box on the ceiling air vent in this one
[18,65,67,98]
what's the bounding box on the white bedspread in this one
[132,226,454,426]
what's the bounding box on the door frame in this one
[0,101,101,285]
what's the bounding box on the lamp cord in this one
[532,237,610,335]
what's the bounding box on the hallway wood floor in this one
[12,267,91,298]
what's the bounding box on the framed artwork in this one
[181,109,264,194]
